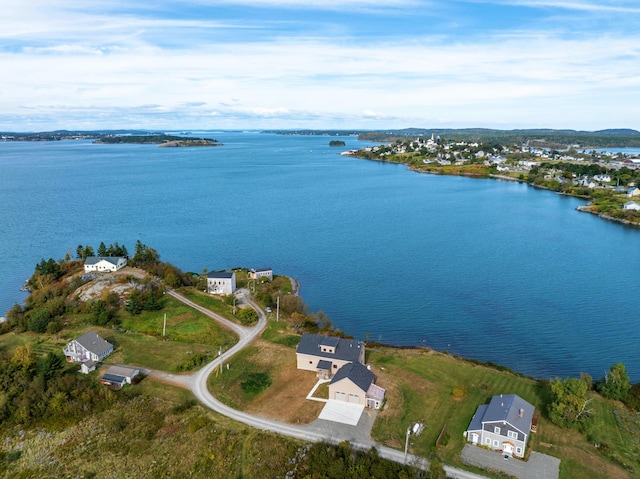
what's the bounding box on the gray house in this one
[63,330,114,363]
[465,394,535,458]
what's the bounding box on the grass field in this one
[366,347,636,479]
[227,326,639,479]
[177,286,239,320]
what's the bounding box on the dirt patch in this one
[240,340,324,424]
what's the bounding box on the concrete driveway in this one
[318,400,365,425]
[461,444,560,479]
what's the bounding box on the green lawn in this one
[119,296,237,345]
[261,320,300,348]
[177,287,237,319]
[367,347,637,479]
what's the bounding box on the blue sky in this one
[1,0,639,130]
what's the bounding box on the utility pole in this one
[163,313,167,337]
[276,295,280,322]
[404,425,411,464]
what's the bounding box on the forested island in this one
[0,130,221,147]
[95,134,221,147]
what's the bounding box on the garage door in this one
[335,392,346,401]
[348,394,360,404]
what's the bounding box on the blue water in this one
[1,132,639,381]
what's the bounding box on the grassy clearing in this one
[178,286,237,318]
[119,295,237,345]
[261,319,300,348]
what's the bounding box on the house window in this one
[516,447,522,455]
[333,364,338,369]
[494,426,500,434]
[485,437,491,445]
[493,440,499,448]
[508,430,518,439]
[309,361,312,364]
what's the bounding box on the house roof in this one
[251,267,272,272]
[467,404,489,432]
[207,271,234,279]
[296,333,364,363]
[75,330,113,356]
[367,383,386,401]
[101,373,126,384]
[478,394,534,435]
[317,360,332,371]
[84,256,124,266]
[330,362,374,393]
[106,365,139,378]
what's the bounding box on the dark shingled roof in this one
[296,333,364,363]
[467,404,489,432]
[207,271,234,279]
[101,373,126,385]
[317,360,332,371]
[471,394,534,435]
[330,362,374,393]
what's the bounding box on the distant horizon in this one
[2,126,640,134]
[2,1,639,131]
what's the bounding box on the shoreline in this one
[358,155,640,229]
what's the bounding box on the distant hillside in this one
[356,128,640,148]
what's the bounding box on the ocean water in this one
[1,132,639,380]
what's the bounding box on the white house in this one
[623,201,640,211]
[84,256,127,273]
[63,330,114,362]
[465,394,535,458]
[249,267,273,281]
[207,271,236,295]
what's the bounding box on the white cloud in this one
[0,1,638,130]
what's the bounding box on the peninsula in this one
[1,243,639,478]
[345,133,640,226]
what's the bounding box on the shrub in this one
[241,372,271,395]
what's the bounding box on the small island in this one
[94,134,222,147]
[329,140,346,147]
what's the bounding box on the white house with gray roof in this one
[465,394,535,458]
[84,256,127,273]
[63,330,114,363]
[207,271,236,295]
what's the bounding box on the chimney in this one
[519,408,524,417]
